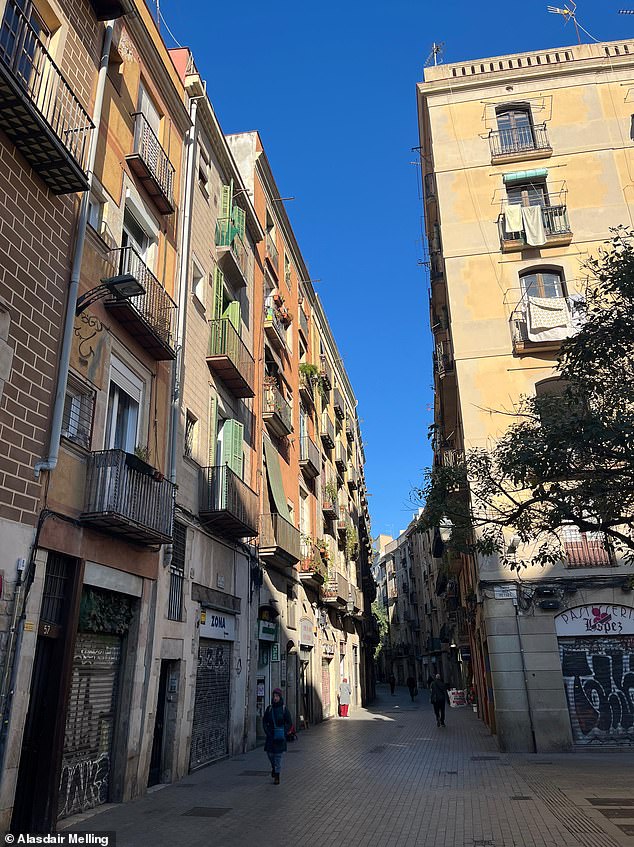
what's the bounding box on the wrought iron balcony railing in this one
[299,371,315,406]
[264,305,286,349]
[433,340,454,378]
[81,449,175,544]
[104,246,176,359]
[266,231,279,271]
[263,383,293,437]
[259,513,301,566]
[0,0,93,193]
[215,217,249,286]
[127,112,175,214]
[299,306,309,338]
[319,354,332,390]
[207,318,255,397]
[489,123,551,160]
[333,386,345,420]
[199,465,258,539]
[323,570,348,605]
[498,203,572,249]
[299,435,320,479]
[320,412,335,449]
[335,441,346,473]
[430,251,443,280]
[298,544,327,584]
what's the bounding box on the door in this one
[189,639,231,770]
[559,636,634,746]
[321,658,331,718]
[148,661,169,786]
[58,632,122,820]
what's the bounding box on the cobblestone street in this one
[62,685,634,847]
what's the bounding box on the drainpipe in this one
[34,20,115,479]
[168,96,199,490]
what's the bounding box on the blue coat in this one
[263,702,293,753]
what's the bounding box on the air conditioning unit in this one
[538,599,561,611]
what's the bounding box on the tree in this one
[415,227,634,569]
[371,601,389,661]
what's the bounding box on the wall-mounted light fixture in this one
[75,274,144,316]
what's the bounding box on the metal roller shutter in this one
[322,659,331,718]
[190,638,231,770]
[58,633,122,820]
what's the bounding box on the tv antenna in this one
[547,1,581,43]
[425,42,445,68]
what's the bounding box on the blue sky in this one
[156,0,632,539]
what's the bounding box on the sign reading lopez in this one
[555,604,634,637]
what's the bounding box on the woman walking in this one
[339,677,352,717]
[263,688,293,784]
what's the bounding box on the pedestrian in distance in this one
[430,674,449,727]
[339,677,352,717]
[389,672,396,695]
[263,688,293,784]
[406,674,417,702]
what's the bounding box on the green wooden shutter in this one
[232,205,246,240]
[222,419,243,477]
[213,267,224,320]
[223,300,241,333]
[220,183,232,220]
[208,395,217,466]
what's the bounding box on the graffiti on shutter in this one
[58,633,121,819]
[190,639,231,770]
[321,659,331,718]
[559,636,634,746]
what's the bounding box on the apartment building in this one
[417,39,634,751]
[0,0,189,830]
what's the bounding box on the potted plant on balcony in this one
[317,538,330,560]
[325,480,338,505]
[125,444,155,476]
[345,525,359,560]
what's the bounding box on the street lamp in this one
[75,274,145,316]
[438,517,453,543]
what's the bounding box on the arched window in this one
[496,104,535,153]
[520,268,565,300]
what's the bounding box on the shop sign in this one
[258,619,278,642]
[271,643,280,662]
[555,604,634,637]
[339,641,346,655]
[322,643,335,657]
[199,610,236,641]
[300,618,314,647]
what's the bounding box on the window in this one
[168,522,186,621]
[198,145,209,197]
[287,585,296,629]
[105,357,143,453]
[122,207,150,263]
[184,410,197,459]
[192,259,205,306]
[138,81,160,137]
[520,269,565,299]
[62,374,94,449]
[562,525,613,568]
[506,179,548,209]
[107,45,123,95]
[216,418,244,478]
[496,105,534,152]
[284,253,291,289]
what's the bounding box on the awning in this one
[263,436,291,521]
[503,168,548,184]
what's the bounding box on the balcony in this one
[335,441,346,473]
[126,112,175,214]
[322,570,348,606]
[299,435,320,479]
[259,513,301,568]
[489,123,552,165]
[322,486,338,519]
[89,0,129,20]
[298,544,327,587]
[319,354,332,391]
[103,246,176,360]
[206,318,255,397]
[430,251,443,281]
[562,527,614,568]
[498,203,572,252]
[264,305,286,351]
[299,306,309,339]
[337,509,348,546]
[424,172,436,202]
[333,386,345,420]
[263,382,293,437]
[320,413,335,450]
[299,371,315,407]
[81,449,176,544]
[0,0,93,194]
[345,419,354,440]
[199,465,258,539]
[347,465,357,490]
[433,341,454,379]
[266,231,279,275]
[215,218,249,287]
[510,295,581,355]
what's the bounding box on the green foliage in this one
[79,586,134,635]
[371,601,389,661]
[325,480,338,503]
[415,227,634,569]
[345,524,359,559]
[299,362,326,399]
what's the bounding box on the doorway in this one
[148,661,170,786]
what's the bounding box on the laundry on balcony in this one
[504,204,523,233]
[521,205,546,246]
[527,296,572,342]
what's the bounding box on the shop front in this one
[189,609,236,770]
[256,614,278,740]
[556,603,634,747]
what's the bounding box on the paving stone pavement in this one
[61,685,634,847]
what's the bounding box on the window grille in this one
[62,374,94,449]
[168,522,186,621]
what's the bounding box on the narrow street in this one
[62,685,634,847]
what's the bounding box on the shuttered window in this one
[221,419,244,478]
[168,522,186,621]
